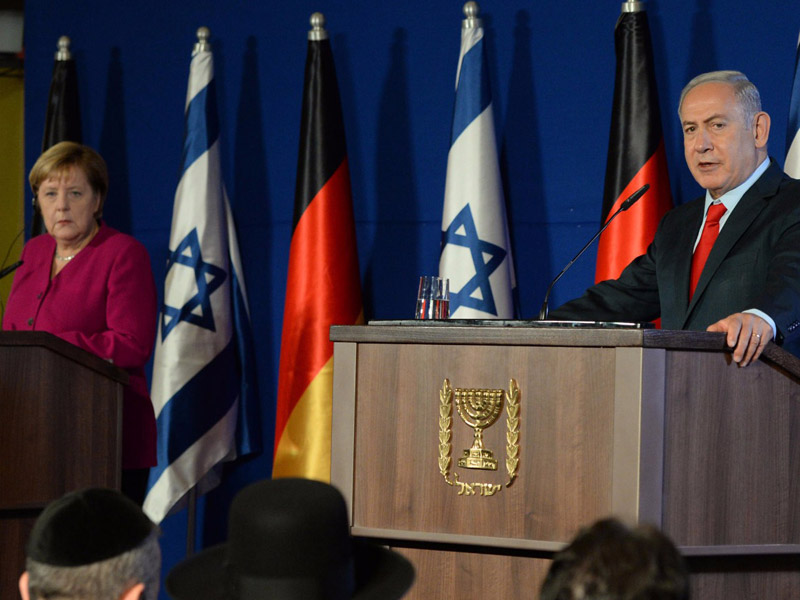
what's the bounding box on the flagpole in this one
[309,11,327,41]
[186,487,197,556]
[463,1,479,28]
[594,0,672,289]
[621,0,644,11]
[438,0,516,319]
[34,35,82,237]
[181,26,209,559]
[143,20,261,528]
[273,12,363,480]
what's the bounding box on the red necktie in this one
[690,203,727,299]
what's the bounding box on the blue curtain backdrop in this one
[22,0,799,595]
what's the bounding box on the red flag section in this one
[273,24,363,481]
[595,7,672,285]
[596,142,671,281]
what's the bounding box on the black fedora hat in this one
[166,478,414,600]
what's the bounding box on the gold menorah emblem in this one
[455,387,504,470]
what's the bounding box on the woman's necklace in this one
[54,222,98,264]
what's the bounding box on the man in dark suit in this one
[551,70,800,366]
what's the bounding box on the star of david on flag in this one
[439,5,516,319]
[144,30,260,524]
[442,204,507,315]
[161,228,227,339]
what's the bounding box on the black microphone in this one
[0,260,23,280]
[538,184,650,320]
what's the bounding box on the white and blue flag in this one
[786,30,800,178]
[439,8,516,319]
[144,32,260,524]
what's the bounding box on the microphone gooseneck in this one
[537,184,650,320]
[0,260,23,280]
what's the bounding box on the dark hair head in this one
[540,518,689,600]
[27,487,155,567]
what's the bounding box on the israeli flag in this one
[143,35,260,524]
[786,31,800,178]
[439,18,516,319]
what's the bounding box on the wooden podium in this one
[330,324,800,599]
[0,332,127,598]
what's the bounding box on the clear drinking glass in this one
[434,277,450,319]
[415,276,436,319]
[416,276,449,320]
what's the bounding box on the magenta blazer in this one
[3,223,158,469]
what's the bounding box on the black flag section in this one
[32,35,83,237]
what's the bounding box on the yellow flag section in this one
[275,357,335,481]
[273,18,363,480]
[0,70,24,306]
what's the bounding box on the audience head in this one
[19,487,160,600]
[165,477,415,600]
[539,518,689,600]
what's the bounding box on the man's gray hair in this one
[25,529,161,600]
[678,70,762,126]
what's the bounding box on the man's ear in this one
[119,583,145,600]
[19,571,30,600]
[753,111,771,148]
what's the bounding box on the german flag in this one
[33,35,83,237]
[273,15,363,481]
[595,4,672,284]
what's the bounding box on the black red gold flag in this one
[595,5,672,284]
[273,14,363,480]
[32,36,83,237]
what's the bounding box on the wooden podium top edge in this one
[0,331,129,385]
[330,324,800,380]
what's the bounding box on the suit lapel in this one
[684,161,782,322]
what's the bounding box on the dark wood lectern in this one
[0,332,127,598]
[330,325,800,599]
